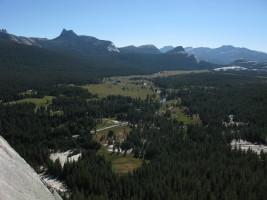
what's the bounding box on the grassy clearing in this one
[97,146,142,173]
[83,81,157,99]
[93,126,142,173]
[159,99,179,113]
[7,96,55,109]
[175,111,191,124]
[113,70,209,80]
[96,123,113,129]
[173,109,201,125]
[149,69,209,77]
[159,99,201,125]
[94,126,131,144]
[83,70,206,99]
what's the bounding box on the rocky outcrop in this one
[0,29,41,47]
[0,136,62,200]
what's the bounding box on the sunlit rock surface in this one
[0,136,62,200]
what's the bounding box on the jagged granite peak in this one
[61,28,76,35]
[56,29,78,40]
[119,44,160,54]
[159,45,174,53]
[0,136,62,200]
[38,29,120,54]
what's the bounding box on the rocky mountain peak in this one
[0,29,8,33]
[58,29,78,39]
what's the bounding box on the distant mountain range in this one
[2,29,266,66]
[2,27,267,102]
[0,29,213,71]
[185,45,267,64]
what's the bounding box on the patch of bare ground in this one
[231,139,267,154]
[50,150,81,167]
[39,173,69,193]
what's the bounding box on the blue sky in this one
[1,0,267,52]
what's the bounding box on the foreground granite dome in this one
[0,136,62,200]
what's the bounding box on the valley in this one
[4,70,202,175]
[2,65,267,199]
[1,25,267,200]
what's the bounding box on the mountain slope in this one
[166,46,186,54]
[0,136,62,200]
[119,45,160,54]
[0,29,41,47]
[0,39,217,102]
[32,29,119,55]
[159,45,174,53]
[115,51,216,72]
[0,39,102,101]
[185,45,267,64]
[229,59,267,69]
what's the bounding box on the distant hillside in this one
[185,45,267,64]
[213,59,267,77]
[114,52,217,72]
[159,46,174,53]
[0,39,147,101]
[119,45,160,54]
[166,46,186,54]
[0,39,91,101]
[229,59,267,69]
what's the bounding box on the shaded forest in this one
[0,39,217,102]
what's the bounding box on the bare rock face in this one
[0,29,41,47]
[0,136,62,200]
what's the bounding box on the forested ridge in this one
[0,39,218,102]
[1,70,267,199]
